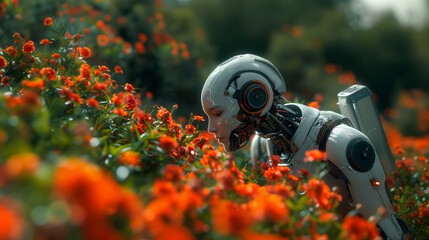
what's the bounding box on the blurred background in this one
[1,0,428,136]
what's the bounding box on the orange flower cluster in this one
[304,149,326,162]
[4,89,41,114]
[341,216,380,240]
[4,153,40,178]
[283,24,304,38]
[302,179,342,211]
[22,40,35,54]
[0,56,7,68]
[79,46,91,58]
[0,200,23,240]
[143,176,206,238]
[338,70,358,85]
[307,101,320,109]
[44,17,53,26]
[53,159,145,239]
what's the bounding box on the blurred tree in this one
[189,0,348,61]
[323,15,425,109]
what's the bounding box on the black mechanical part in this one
[327,160,353,201]
[346,138,376,172]
[327,160,351,185]
[377,225,388,240]
[255,103,302,155]
[394,214,410,235]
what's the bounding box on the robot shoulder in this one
[325,124,376,172]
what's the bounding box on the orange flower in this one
[341,216,380,240]
[124,83,134,93]
[85,98,99,107]
[249,192,289,223]
[53,158,144,238]
[146,91,153,99]
[44,17,53,26]
[123,42,132,54]
[96,20,105,29]
[94,82,107,93]
[338,71,356,85]
[159,135,178,153]
[1,76,10,86]
[307,101,320,109]
[325,63,337,74]
[125,94,137,110]
[52,53,61,59]
[304,149,326,162]
[79,64,91,80]
[111,94,124,106]
[153,224,196,240]
[138,33,147,43]
[300,168,310,177]
[315,93,324,102]
[185,125,196,135]
[0,203,23,240]
[113,107,128,116]
[114,66,123,74]
[211,200,253,236]
[182,50,190,59]
[22,79,44,90]
[3,46,17,56]
[40,67,56,81]
[98,65,109,72]
[101,73,111,80]
[0,56,7,68]
[193,115,205,121]
[135,42,146,54]
[5,153,40,177]
[302,179,342,210]
[235,183,260,198]
[164,164,183,182]
[157,107,170,119]
[263,168,283,182]
[320,212,337,222]
[22,41,35,54]
[60,87,83,104]
[97,34,109,47]
[79,47,91,58]
[118,151,140,167]
[94,69,101,76]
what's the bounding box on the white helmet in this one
[201,54,286,152]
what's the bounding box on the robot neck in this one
[255,101,302,152]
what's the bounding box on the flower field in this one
[0,1,428,239]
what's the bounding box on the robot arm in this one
[325,124,409,239]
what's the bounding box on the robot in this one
[201,54,409,239]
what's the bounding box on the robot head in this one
[201,54,286,152]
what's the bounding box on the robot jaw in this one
[228,121,256,152]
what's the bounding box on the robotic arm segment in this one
[325,124,409,239]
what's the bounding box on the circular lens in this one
[247,86,267,109]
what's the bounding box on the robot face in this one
[201,85,241,153]
[201,54,286,152]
